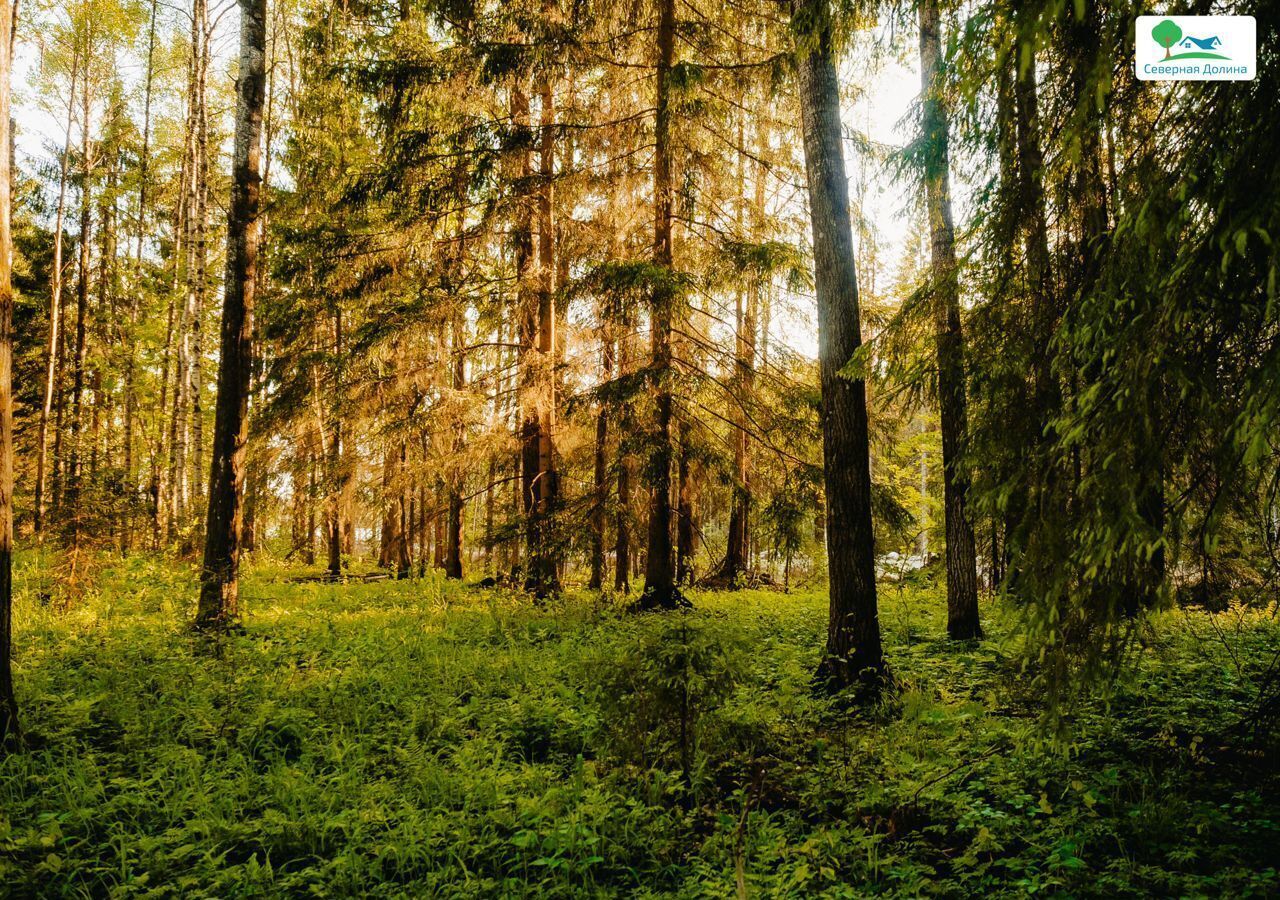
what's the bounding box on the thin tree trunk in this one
[121,0,157,555]
[68,37,94,551]
[794,0,884,687]
[0,0,21,743]
[513,83,540,590]
[196,0,266,628]
[640,0,680,609]
[379,439,401,568]
[919,0,981,639]
[35,46,78,535]
[189,0,209,516]
[615,330,633,594]
[445,314,465,580]
[589,332,612,590]
[326,312,344,581]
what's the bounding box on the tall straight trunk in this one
[397,442,410,578]
[513,83,541,589]
[169,64,195,535]
[306,446,317,565]
[379,439,401,568]
[51,286,68,510]
[291,419,310,559]
[35,47,78,535]
[445,314,465,580]
[196,0,266,628]
[326,311,344,580]
[484,457,495,574]
[918,0,980,639]
[614,330,633,594]
[721,120,764,584]
[188,0,209,516]
[640,0,680,609]
[68,39,94,550]
[122,0,158,555]
[794,0,884,687]
[533,71,560,594]
[589,331,612,590]
[93,158,118,483]
[0,0,20,743]
[675,416,696,583]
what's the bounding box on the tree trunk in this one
[794,0,884,687]
[196,0,266,628]
[614,331,633,594]
[918,0,981,639]
[589,332,612,590]
[68,42,93,551]
[325,310,346,581]
[639,0,680,609]
[189,0,209,516]
[0,0,21,743]
[535,72,561,595]
[379,440,404,570]
[445,314,465,580]
[35,46,78,536]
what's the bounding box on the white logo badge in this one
[1136,16,1256,81]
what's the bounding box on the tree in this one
[0,0,20,746]
[793,0,884,688]
[918,0,980,639]
[639,0,681,610]
[1152,19,1180,59]
[196,0,267,628]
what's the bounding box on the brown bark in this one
[720,120,764,585]
[639,0,680,609]
[445,315,466,580]
[589,332,612,590]
[196,0,266,627]
[68,35,93,550]
[918,0,981,639]
[35,46,78,535]
[0,0,20,743]
[326,319,344,581]
[514,74,560,597]
[794,0,884,687]
[379,439,408,574]
[615,330,633,594]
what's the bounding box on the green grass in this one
[2,552,1278,897]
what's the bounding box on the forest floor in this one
[2,552,1278,898]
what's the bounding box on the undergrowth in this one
[1,552,1277,897]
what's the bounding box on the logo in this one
[1136,16,1255,81]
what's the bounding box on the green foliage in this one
[3,555,1278,896]
[1151,19,1181,52]
[589,613,745,795]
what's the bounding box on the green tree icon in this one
[1152,19,1182,59]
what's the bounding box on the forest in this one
[0,0,1278,894]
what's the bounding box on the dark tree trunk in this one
[614,333,633,594]
[675,421,696,584]
[918,0,981,639]
[513,80,559,597]
[68,48,93,551]
[794,0,884,687]
[379,442,404,571]
[0,0,21,743]
[589,333,612,590]
[36,46,78,536]
[445,315,465,580]
[639,0,680,610]
[196,0,265,628]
